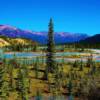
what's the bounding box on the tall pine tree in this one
[43,18,56,80]
[46,18,55,73]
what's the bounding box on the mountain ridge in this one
[0,25,89,44]
[80,34,100,43]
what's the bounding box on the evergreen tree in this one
[73,60,79,68]
[16,68,29,100]
[34,57,39,79]
[0,64,9,99]
[86,54,93,68]
[33,44,37,52]
[79,59,83,71]
[90,62,96,75]
[43,18,56,80]
[46,18,55,73]
[8,64,14,91]
[67,80,73,95]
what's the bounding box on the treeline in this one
[75,42,100,49]
[3,44,38,52]
[63,42,100,49]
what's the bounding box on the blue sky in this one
[0,0,100,35]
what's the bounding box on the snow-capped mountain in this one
[0,25,88,44]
